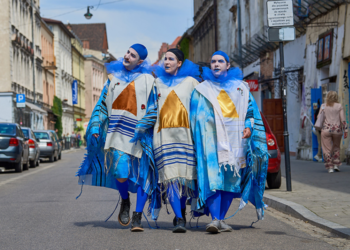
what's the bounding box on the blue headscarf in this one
[154,59,201,87]
[130,43,148,60]
[201,51,243,91]
[105,58,152,83]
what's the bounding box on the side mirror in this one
[36,138,40,142]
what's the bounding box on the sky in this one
[40,0,194,62]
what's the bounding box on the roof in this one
[69,23,109,53]
[42,18,74,38]
[171,36,182,46]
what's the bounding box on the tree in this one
[52,96,63,138]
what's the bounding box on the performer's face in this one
[164,52,182,75]
[123,48,144,70]
[211,55,230,77]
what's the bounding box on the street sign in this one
[268,27,295,42]
[267,1,294,27]
[246,80,259,92]
[16,94,25,108]
[72,80,78,105]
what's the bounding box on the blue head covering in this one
[212,50,230,63]
[130,43,148,60]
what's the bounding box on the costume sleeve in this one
[340,105,348,132]
[86,79,110,146]
[130,85,158,143]
[244,93,255,132]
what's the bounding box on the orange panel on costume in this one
[112,81,137,116]
[157,90,189,133]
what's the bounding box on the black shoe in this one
[173,217,187,233]
[131,212,144,232]
[173,208,187,226]
[118,193,131,226]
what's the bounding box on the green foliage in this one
[52,96,63,138]
[179,37,190,60]
[74,125,84,132]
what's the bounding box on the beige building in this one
[41,19,56,130]
[0,0,46,128]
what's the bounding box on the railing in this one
[42,54,56,69]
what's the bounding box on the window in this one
[317,29,333,68]
[83,40,90,49]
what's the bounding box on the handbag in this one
[314,105,325,131]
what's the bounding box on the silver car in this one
[21,127,40,168]
[48,130,62,160]
[33,130,59,162]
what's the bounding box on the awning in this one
[25,102,48,115]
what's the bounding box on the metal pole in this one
[279,42,292,192]
[31,0,36,103]
[237,0,243,71]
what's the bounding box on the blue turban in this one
[130,43,148,60]
[212,50,229,63]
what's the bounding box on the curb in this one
[263,193,350,239]
[62,148,84,154]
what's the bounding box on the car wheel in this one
[14,156,23,173]
[23,157,29,171]
[49,154,54,162]
[30,160,36,168]
[54,153,57,162]
[267,168,282,189]
[36,158,40,167]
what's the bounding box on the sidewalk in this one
[264,156,350,238]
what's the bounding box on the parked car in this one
[21,127,40,168]
[260,112,282,189]
[33,130,59,162]
[48,130,62,160]
[0,123,29,172]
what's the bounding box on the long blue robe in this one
[190,89,269,220]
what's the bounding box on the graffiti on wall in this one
[344,70,349,89]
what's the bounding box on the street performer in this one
[190,51,269,233]
[76,44,158,232]
[130,48,200,233]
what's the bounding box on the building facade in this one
[43,18,75,136]
[0,0,46,128]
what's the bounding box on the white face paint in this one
[164,52,182,75]
[123,47,144,71]
[210,55,230,77]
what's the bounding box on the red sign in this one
[76,118,82,121]
[246,80,259,92]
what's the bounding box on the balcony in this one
[42,55,57,70]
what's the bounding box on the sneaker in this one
[219,220,233,232]
[206,219,221,234]
[172,217,187,233]
[131,212,144,232]
[334,166,340,172]
[314,155,321,161]
[328,168,334,173]
[118,194,131,226]
[173,208,186,226]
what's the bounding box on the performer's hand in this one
[345,132,348,139]
[93,133,99,138]
[242,128,251,139]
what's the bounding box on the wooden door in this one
[263,99,284,152]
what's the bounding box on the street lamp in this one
[84,6,93,20]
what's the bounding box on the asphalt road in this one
[0,150,338,250]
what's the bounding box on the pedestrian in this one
[77,44,157,232]
[319,91,348,173]
[131,48,201,233]
[77,133,81,146]
[190,51,269,233]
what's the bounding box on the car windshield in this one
[34,132,50,140]
[0,124,16,135]
[22,129,29,137]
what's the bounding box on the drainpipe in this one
[214,0,218,51]
[31,0,36,103]
[237,0,243,71]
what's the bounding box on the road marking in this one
[0,164,55,187]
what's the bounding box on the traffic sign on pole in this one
[268,27,295,42]
[267,1,294,27]
[16,94,26,108]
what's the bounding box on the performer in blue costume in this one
[190,51,269,234]
[77,44,158,232]
[131,49,200,233]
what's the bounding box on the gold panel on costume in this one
[158,90,189,133]
[112,81,137,116]
[217,89,239,118]
[108,74,114,81]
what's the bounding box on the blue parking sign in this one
[16,94,25,108]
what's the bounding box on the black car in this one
[0,123,30,172]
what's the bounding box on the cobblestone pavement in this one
[265,156,350,228]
